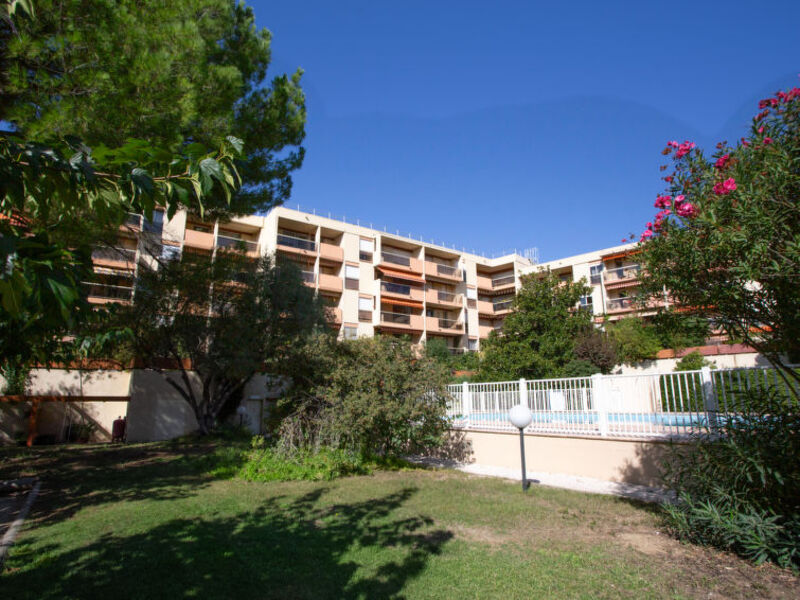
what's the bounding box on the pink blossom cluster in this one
[653,194,672,209]
[669,140,696,159]
[715,154,730,170]
[712,177,737,195]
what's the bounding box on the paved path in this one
[0,479,41,568]
[412,457,674,504]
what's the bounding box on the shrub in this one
[573,330,617,373]
[561,359,599,377]
[239,444,372,482]
[661,388,800,569]
[608,317,662,364]
[674,351,714,372]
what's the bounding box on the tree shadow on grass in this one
[0,441,245,529]
[3,486,453,600]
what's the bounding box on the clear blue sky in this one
[252,0,800,261]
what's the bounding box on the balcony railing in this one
[216,234,259,254]
[437,290,460,303]
[493,300,513,312]
[606,296,635,311]
[381,311,412,325]
[382,281,411,296]
[83,282,134,301]
[124,213,143,228]
[604,264,640,283]
[277,233,316,252]
[92,247,137,263]
[300,271,316,284]
[491,275,515,288]
[381,251,412,267]
[438,318,462,329]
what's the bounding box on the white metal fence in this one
[446,365,799,439]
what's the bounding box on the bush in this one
[561,359,599,377]
[661,388,800,569]
[607,317,662,364]
[239,444,372,482]
[674,351,714,372]
[573,330,617,373]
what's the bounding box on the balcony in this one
[216,234,260,257]
[319,273,343,293]
[184,228,215,251]
[91,246,136,269]
[325,307,343,326]
[425,288,462,307]
[120,213,142,234]
[300,270,316,287]
[491,275,516,289]
[319,242,344,262]
[477,299,494,315]
[478,323,500,338]
[603,264,641,289]
[83,282,133,304]
[277,232,317,258]
[379,311,424,331]
[380,250,422,273]
[424,261,462,281]
[427,316,465,335]
[381,281,424,302]
[606,296,636,314]
[492,299,514,314]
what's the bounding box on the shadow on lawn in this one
[3,486,453,600]
[0,441,242,528]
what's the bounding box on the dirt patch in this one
[452,524,512,547]
[618,531,672,556]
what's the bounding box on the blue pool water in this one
[455,412,709,427]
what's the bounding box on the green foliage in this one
[674,351,714,372]
[239,444,373,483]
[639,84,800,383]
[607,317,662,364]
[479,270,593,380]
[424,337,452,364]
[2,0,305,214]
[661,388,800,569]
[114,252,326,434]
[650,310,710,351]
[279,336,451,458]
[573,330,617,374]
[561,359,600,377]
[0,360,29,394]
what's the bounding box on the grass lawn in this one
[1,441,798,599]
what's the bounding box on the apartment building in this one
[528,243,669,323]
[87,206,661,353]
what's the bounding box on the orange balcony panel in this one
[184,229,214,250]
[276,243,316,259]
[424,261,462,281]
[427,317,465,335]
[381,284,424,303]
[477,275,493,290]
[319,243,344,262]
[325,307,343,325]
[319,273,343,293]
[477,300,494,315]
[378,312,424,331]
[425,288,462,307]
[478,324,495,338]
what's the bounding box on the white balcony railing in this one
[606,296,635,311]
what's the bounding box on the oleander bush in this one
[661,387,800,569]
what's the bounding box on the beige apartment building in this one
[87,205,655,353]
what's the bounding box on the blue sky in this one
[252,0,800,261]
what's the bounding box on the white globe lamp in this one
[508,403,533,491]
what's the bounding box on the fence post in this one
[461,381,471,428]
[701,367,718,432]
[592,373,608,437]
[519,378,527,407]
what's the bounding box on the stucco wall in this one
[460,430,671,487]
[615,352,769,374]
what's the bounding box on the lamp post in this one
[236,404,248,428]
[508,404,533,491]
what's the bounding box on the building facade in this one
[88,206,657,353]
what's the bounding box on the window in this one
[468,339,478,351]
[359,239,373,262]
[345,265,359,280]
[143,210,164,235]
[343,326,358,340]
[358,297,372,311]
[466,287,477,300]
[161,245,181,262]
[590,264,603,284]
[579,295,593,310]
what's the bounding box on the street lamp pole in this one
[508,404,533,492]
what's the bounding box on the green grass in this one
[1,441,797,599]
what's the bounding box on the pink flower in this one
[757,126,764,133]
[654,195,672,209]
[676,202,697,218]
[715,154,730,170]
[640,229,654,241]
[764,137,773,145]
[675,141,696,159]
[674,194,685,206]
[723,177,737,192]
[663,175,674,183]
[667,140,679,148]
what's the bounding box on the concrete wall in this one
[460,429,671,487]
[615,352,769,374]
[126,370,203,442]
